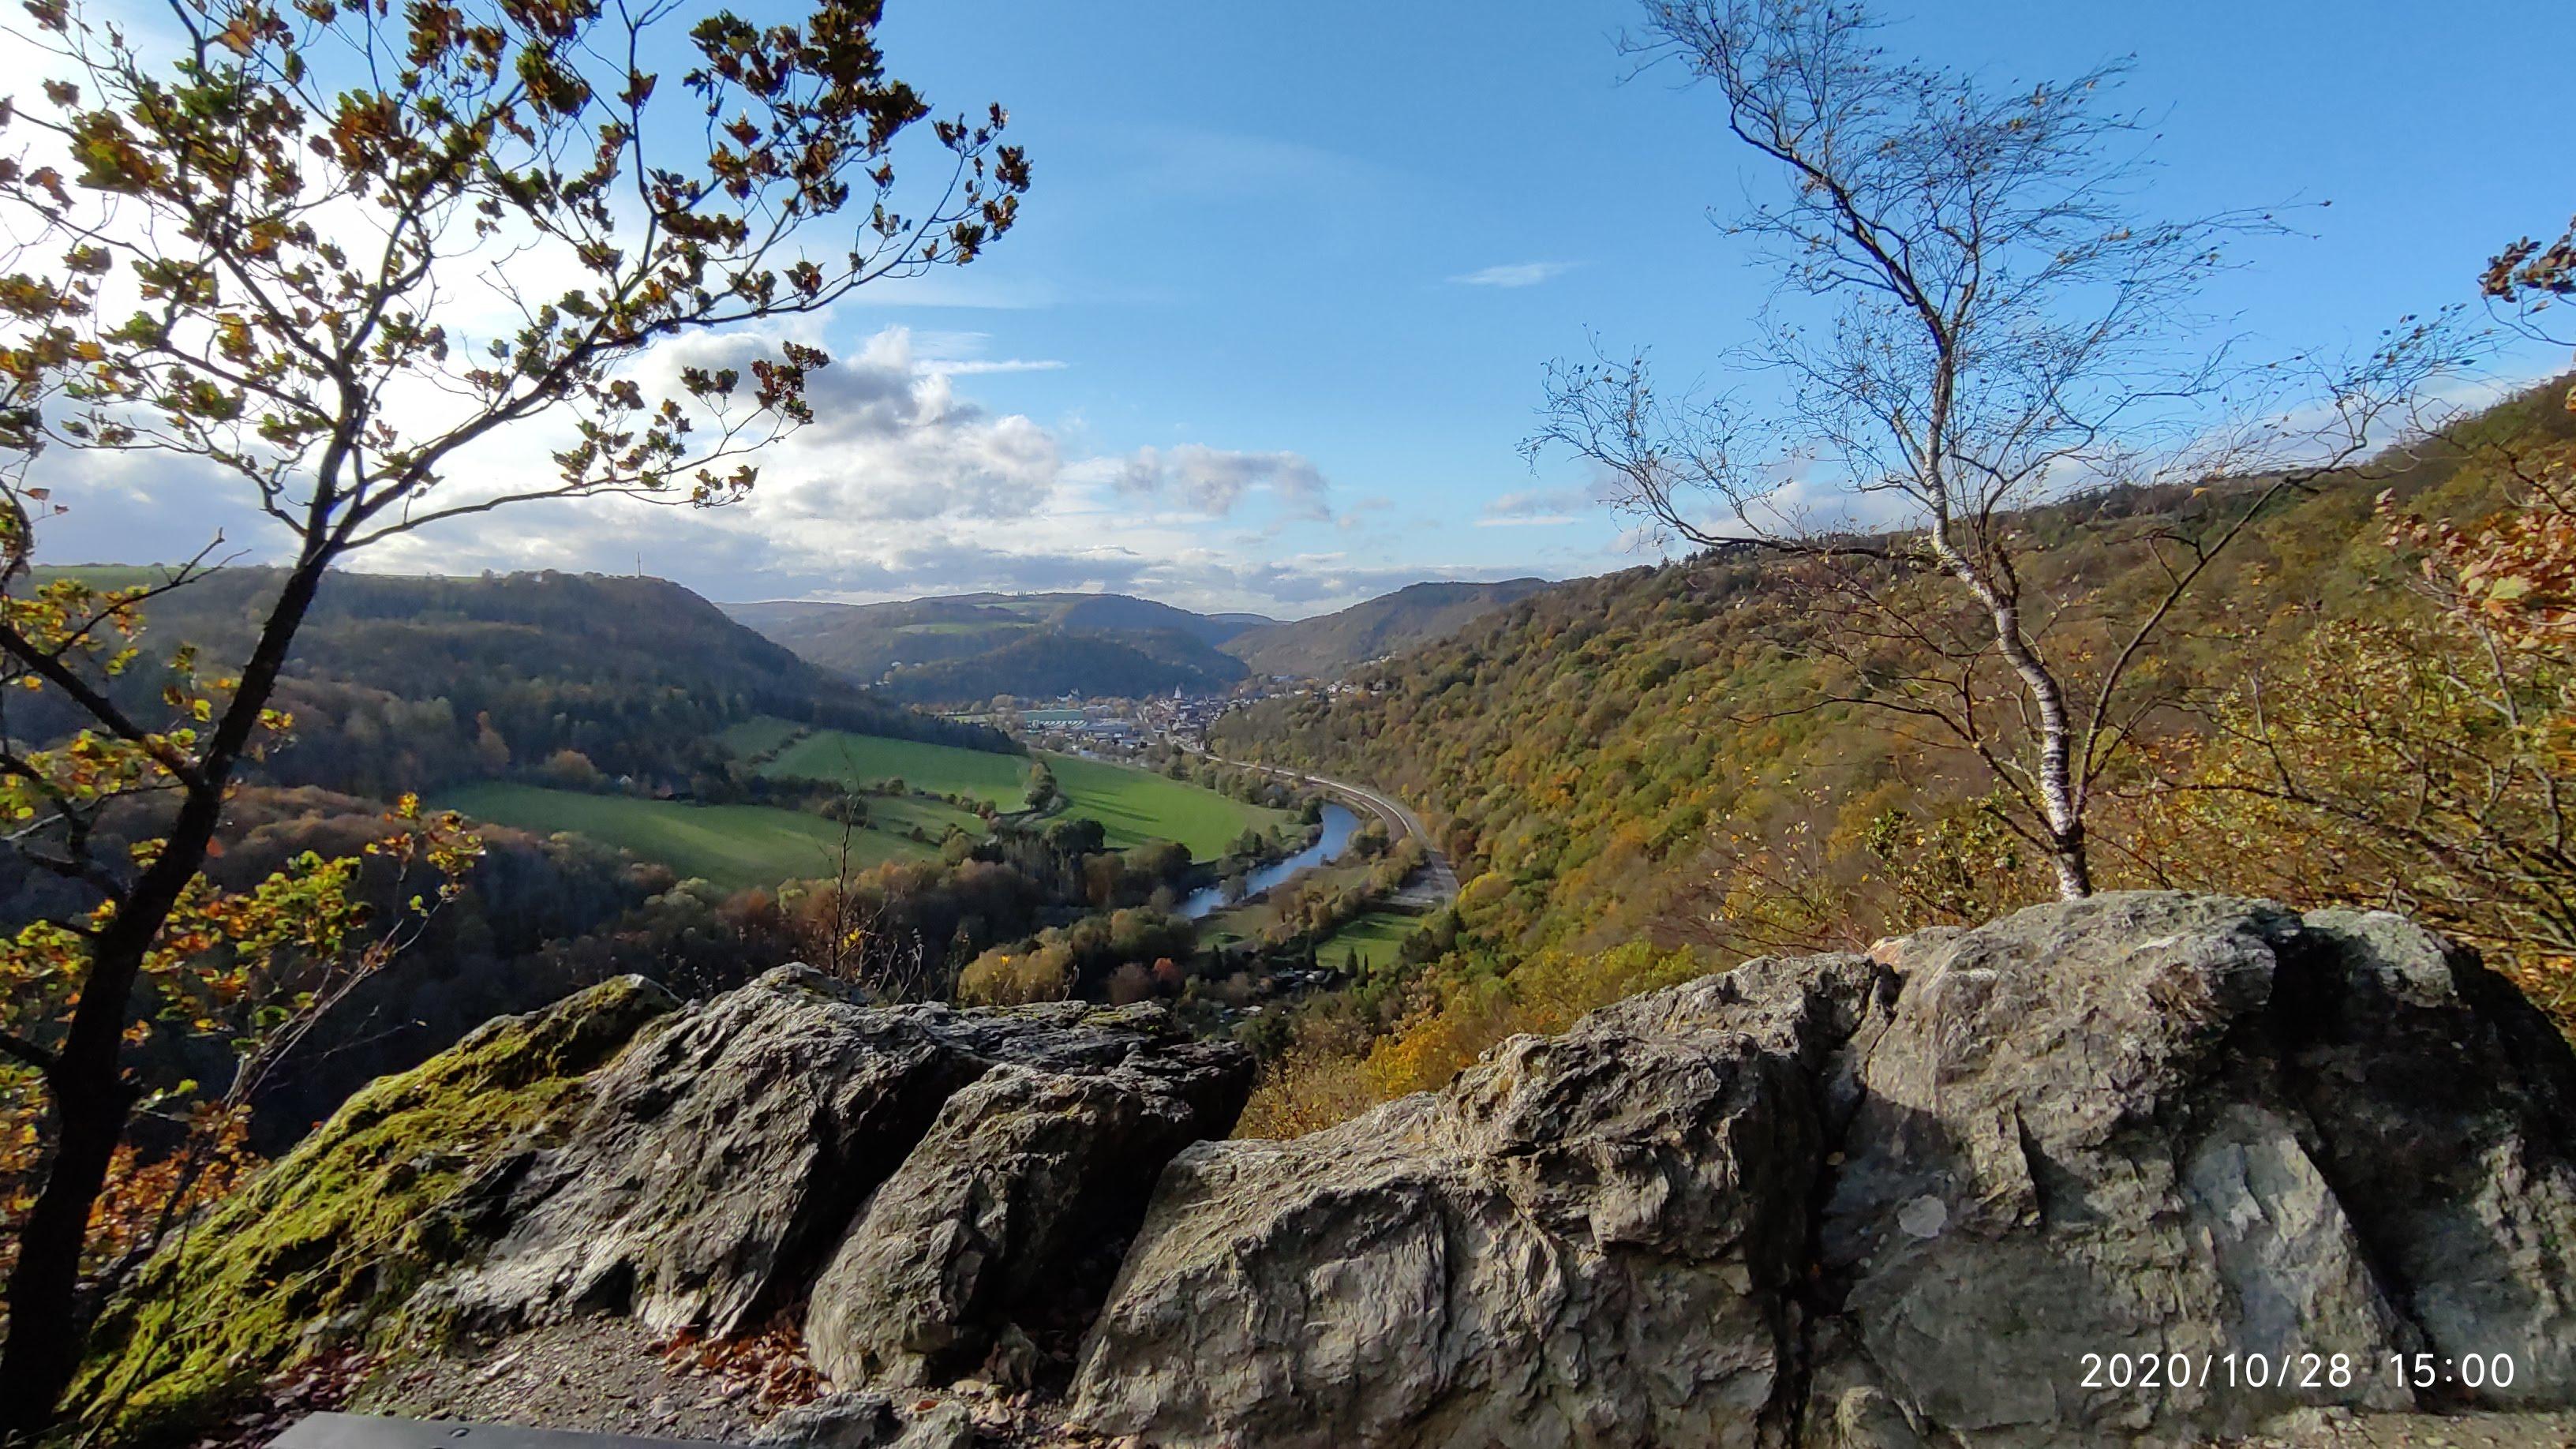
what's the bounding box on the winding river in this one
[1175,802,1360,920]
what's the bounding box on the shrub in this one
[955,944,1073,1006]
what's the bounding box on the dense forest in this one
[1219,578,1552,677]
[728,590,1265,700]
[28,568,1016,801]
[1215,381,2576,1129]
[876,626,1249,702]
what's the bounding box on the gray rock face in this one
[419,965,1252,1349]
[1068,893,2576,1447]
[804,1047,1251,1389]
[1800,897,2576,1444]
[1065,951,1887,1449]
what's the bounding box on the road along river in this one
[1178,758,1461,918]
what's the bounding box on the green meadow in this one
[714,715,806,759]
[444,724,1290,889]
[1316,910,1424,973]
[439,783,935,891]
[754,723,1291,859]
[761,728,1039,802]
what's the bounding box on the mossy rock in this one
[71,975,677,1446]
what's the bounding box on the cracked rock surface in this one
[95,897,2576,1448]
[415,964,1253,1354]
[1066,893,2576,1447]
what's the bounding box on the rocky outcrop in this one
[1801,900,2576,1445]
[417,965,1251,1346]
[1067,893,2576,1447]
[88,895,2576,1448]
[84,964,1251,1445]
[805,1050,1252,1389]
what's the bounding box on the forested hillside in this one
[727,590,1264,700]
[1214,383,2576,1126]
[1219,578,1551,677]
[34,568,1010,800]
[874,625,1248,702]
[729,581,1557,697]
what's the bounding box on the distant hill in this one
[728,582,1561,698]
[1220,578,1553,677]
[1213,384,2576,968]
[32,567,1012,799]
[725,591,1271,702]
[875,627,1249,704]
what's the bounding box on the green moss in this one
[72,975,676,1446]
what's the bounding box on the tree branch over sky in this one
[1530,0,2462,899]
[0,0,1028,1432]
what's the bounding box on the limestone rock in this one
[1069,893,2576,1447]
[72,975,682,1444]
[1807,896,2576,1444]
[95,896,2576,1448]
[1067,951,1891,1449]
[416,965,1252,1345]
[805,1046,1251,1389]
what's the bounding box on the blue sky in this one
[46,0,2575,617]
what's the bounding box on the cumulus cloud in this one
[617,327,1065,525]
[1476,487,1590,526]
[31,308,1585,616]
[1447,261,1576,289]
[1107,444,1332,521]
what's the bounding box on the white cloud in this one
[904,329,1068,376]
[619,327,1065,526]
[35,314,1424,614]
[1447,261,1577,289]
[1104,444,1333,522]
[923,358,1069,376]
[1485,487,1590,519]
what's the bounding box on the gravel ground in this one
[353,1318,788,1443]
[328,1333,2576,1449]
[342,1316,1109,1446]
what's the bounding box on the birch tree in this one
[1533,0,2449,897]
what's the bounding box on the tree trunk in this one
[0,552,330,1443]
[1933,536,2095,902]
[0,1061,133,1443]
[2047,822,2093,900]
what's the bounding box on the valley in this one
[436,717,1305,889]
[438,783,929,889]
[721,578,1552,702]
[5,1,2571,1443]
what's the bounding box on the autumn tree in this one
[1024,758,1061,812]
[2127,227,2576,1019]
[0,0,1028,1432]
[1531,0,2449,898]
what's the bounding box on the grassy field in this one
[440,783,936,890]
[1316,910,1424,973]
[762,729,1035,802]
[448,724,1290,887]
[863,792,989,841]
[753,724,1289,859]
[716,716,805,758]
